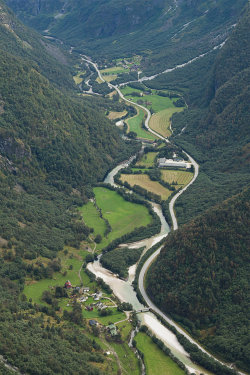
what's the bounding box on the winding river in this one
[84,56,243,375]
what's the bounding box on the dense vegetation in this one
[147,188,250,371]
[6,0,247,75]
[101,246,144,279]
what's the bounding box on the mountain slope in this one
[147,188,250,371]
[0,1,137,260]
[166,4,250,223]
[0,0,74,89]
[6,0,248,73]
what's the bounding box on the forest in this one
[147,188,250,371]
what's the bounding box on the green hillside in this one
[0,2,138,260]
[147,188,250,371]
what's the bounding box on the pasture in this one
[126,108,156,140]
[120,174,171,200]
[135,332,185,375]
[79,201,106,239]
[93,187,152,249]
[136,152,157,167]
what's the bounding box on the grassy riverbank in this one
[135,332,185,375]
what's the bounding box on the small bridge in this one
[135,308,150,314]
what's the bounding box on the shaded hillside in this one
[6,0,247,72]
[0,0,74,89]
[168,4,250,223]
[147,188,250,371]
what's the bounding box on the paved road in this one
[79,56,245,374]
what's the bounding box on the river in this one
[84,55,242,375]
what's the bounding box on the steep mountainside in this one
[6,0,247,72]
[0,0,74,89]
[147,188,250,371]
[166,4,250,223]
[0,1,137,260]
[0,3,138,373]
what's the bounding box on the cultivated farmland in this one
[120,174,171,200]
[161,170,193,187]
[149,107,184,137]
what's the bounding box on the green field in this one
[100,66,129,75]
[135,332,185,375]
[126,108,156,140]
[161,170,193,187]
[120,174,171,200]
[136,152,157,167]
[149,107,184,137]
[91,187,152,249]
[79,201,106,239]
[121,86,178,113]
[24,251,85,304]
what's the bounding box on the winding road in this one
[81,56,244,375]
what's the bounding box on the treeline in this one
[101,246,144,279]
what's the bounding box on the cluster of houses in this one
[63,280,118,337]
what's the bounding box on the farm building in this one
[157,158,191,169]
[64,280,72,289]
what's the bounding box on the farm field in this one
[93,187,152,249]
[107,110,127,120]
[79,201,106,239]
[135,332,185,375]
[120,174,171,200]
[136,152,157,167]
[149,107,184,137]
[126,108,156,140]
[161,170,193,187]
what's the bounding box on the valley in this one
[0,1,249,375]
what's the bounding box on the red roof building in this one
[64,280,72,289]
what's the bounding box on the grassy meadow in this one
[136,152,157,167]
[88,187,152,250]
[79,201,107,240]
[135,332,185,375]
[24,249,86,305]
[120,174,171,200]
[126,108,156,140]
